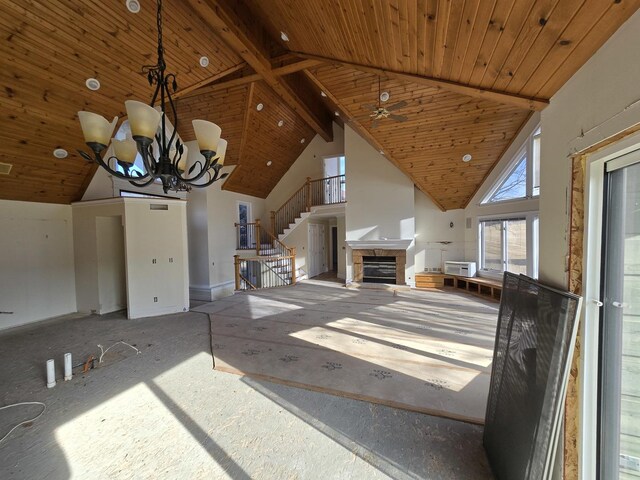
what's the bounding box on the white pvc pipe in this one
[64,353,72,381]
[46,359,56,388]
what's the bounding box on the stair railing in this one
[270,174,346,237]
[234,250,297,291]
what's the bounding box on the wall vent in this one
[0,162,13,175]
[466,217,472,229]
[150,204,168,210]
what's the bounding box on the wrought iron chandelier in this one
[76,0,228,193]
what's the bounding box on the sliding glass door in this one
[599,157,640,479]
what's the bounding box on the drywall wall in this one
[414,188,465,272]
[0,201,76,330]
[539,10,640,290]
[123,198,189,318]
[337,216,346,279]
[463,113,541,263]
[184,150,266,301]
[265,122,344,216]
[186,186,210,293]
[344,125,416,285]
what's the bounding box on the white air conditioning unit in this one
[444,261,477,278]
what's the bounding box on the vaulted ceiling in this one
[1,0,638,209]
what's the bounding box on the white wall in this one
[0,201,76,330]
[265,123,344,217]
[184,161,266,301]
[415,188,465,272]
[344,125,416,285]
[539,10,640,289]
[123,199,189,318]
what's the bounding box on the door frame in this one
[581,132,640,479]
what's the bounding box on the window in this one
[479,214,538,277]
[237,201,252,249]
[482,126,541,204]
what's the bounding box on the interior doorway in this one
[308,223,327,278]
[96,216,127,314]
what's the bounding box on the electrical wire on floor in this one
[97,341,140,363]
[0,402,46,445]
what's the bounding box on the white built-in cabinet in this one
[72,198,189,319]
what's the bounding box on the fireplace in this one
[362,256,397,283]
[351,248,407,285]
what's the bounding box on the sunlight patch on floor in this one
[55,377,228,478]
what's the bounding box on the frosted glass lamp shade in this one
[125,100,161,139]
[112,135,138,164]
[78,112,118,146]
[215,138,227,165]
[192,120,221,152]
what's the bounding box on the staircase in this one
[233,174,346,291]
[270,174,346,239]
[233,220,296,291]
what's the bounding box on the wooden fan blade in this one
[389,114,408,122]
[362,104,378,111]
[386,100,408,112]
[371,119,379,129]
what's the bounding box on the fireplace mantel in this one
[346,239,413,250]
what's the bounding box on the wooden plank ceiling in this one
[0,0,638,207]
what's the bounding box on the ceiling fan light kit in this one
[77,0,228,193]
[364,77,408,128]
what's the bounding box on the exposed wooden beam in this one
[294,52,549,112]
[178,59,322,100]
[173,63,246,99]
[185,0,333,141]
[302,69,447,212]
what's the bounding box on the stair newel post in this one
[234,255,240,291]
[290,247,297,285]
[255,218,261,255]
[270,210,276,236]
[306,177,311,212]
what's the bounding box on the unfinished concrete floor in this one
[0,284,495,479]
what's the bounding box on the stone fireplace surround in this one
[346,240,412,285]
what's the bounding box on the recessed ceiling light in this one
[280,31,289,42]
[266,160,273,166]
[462,154,473,163]
[199,56,209,68]
[380,91,390,102]
[334,111,340,116]
[125,0,141,13]
[53,148,68,159]
[321,91,327,98]
[277,120,284,127]
[256,103,264,111]
[85,78,100,91]
[300,138,305,144]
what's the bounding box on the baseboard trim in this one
[189,281,235,302]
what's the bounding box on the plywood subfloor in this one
[200,281,499,424]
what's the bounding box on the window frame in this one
[481,125,541,205]
[477,211,539,280]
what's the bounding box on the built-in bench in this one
[415,273,503,302]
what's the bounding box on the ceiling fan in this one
[361,77,409,128]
